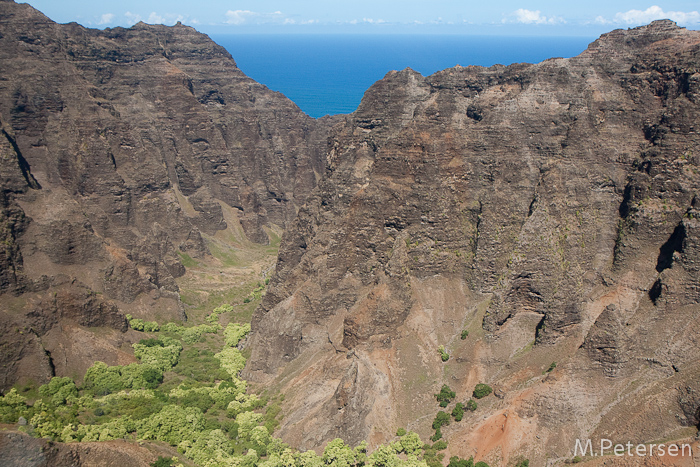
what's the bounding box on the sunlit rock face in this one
[0,0,331,391]
[246,20,700,464]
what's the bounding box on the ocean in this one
[212,34,596,118]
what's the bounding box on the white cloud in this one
[224,9,285,25]
[225,10,255,25]
[148,12,165,24]
[124,11,142,25]
[283,17,316,25]
[123,11,188,26]
[613,5,700,25]
[362,18,386,24]
[504,9,565,25]
[515,9,544,24]
[98,13,114,25]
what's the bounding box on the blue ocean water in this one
[212,35,595,118]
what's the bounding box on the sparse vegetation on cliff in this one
[437,345,450,362]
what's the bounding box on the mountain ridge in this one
[1,0,700,464]
[244,19,700,464]
[0,0,332,391]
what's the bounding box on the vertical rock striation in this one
[245,21,700,463]
[0,0,330,389]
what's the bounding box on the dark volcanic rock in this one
[245,21,700,458]
[0,0,331,390]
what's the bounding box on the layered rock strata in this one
[246,21,700,464]
[0,0,329,389]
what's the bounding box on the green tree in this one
[451,402,465,422]
[39,376,78,405]
[138,404,205,445]
[236,411,264,442]
[472,384,492,399]
[119,363,163,389]
[216,347,247,379]
[435,385,456,408]
[296,450,323,467]
[83,362,124,395]
[0,388,26,407]
[224,322,251,347]
[133,337,182,371]
[150,456,174,467]
[368,444,400,467]
[184,429,235,466]
[322,439,356,467]
[447,456,474,467]
[249,425,273,456]
[437,345,449,362]
[432,440,447,451]
[398,431,423,455]
[432,411,450,430]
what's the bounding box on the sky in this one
[20,1,700,35]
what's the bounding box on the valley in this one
[1,0,700,465]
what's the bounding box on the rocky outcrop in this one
[0,430,163,467]
[582,304,629,377]
[246,20,700,463]
[0,0,330,390]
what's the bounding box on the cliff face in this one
[246,21,700,463]
[0,0,329,389]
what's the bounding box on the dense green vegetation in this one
[0,302,444,467]
[471,384,492,400]
[0,259,497,467]
[434,385,456,408]
[447,456,475,467]
[151,456,176,467]
[451,403,464,422]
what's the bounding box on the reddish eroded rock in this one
[245,21,700,463]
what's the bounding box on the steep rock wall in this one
[246,21,700,464]
[0,0,330,390]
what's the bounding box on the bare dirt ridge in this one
[244,19,700,465]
